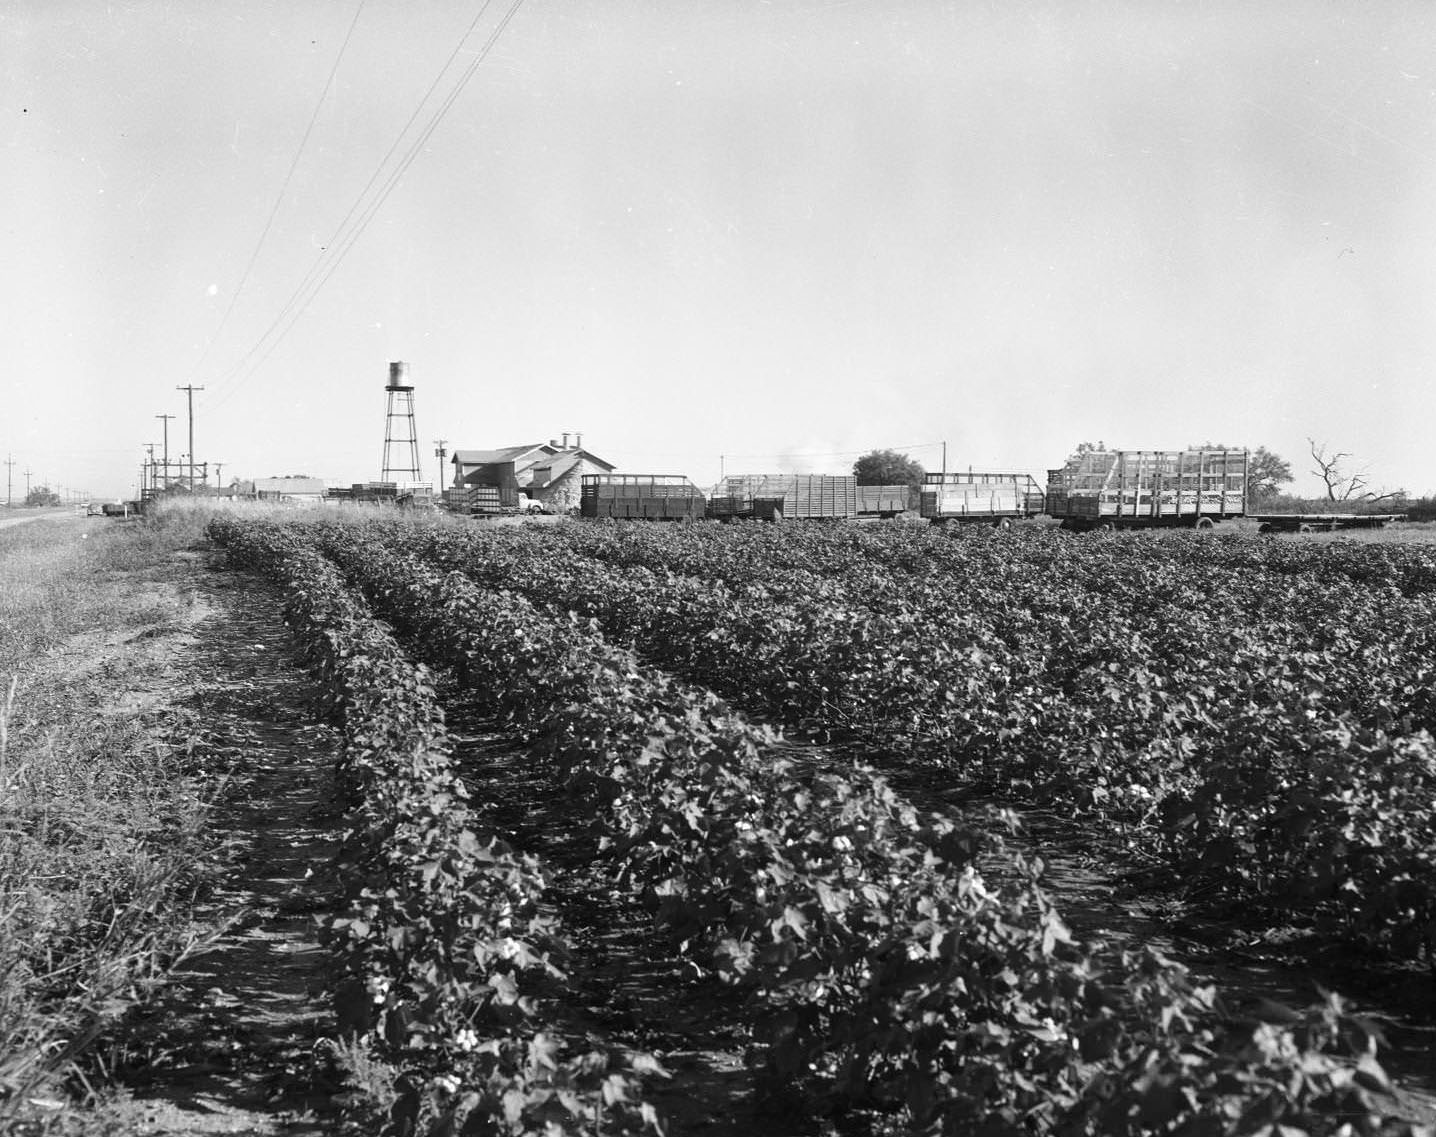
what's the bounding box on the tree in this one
[1248,447,1293,501]
[1307,438,1405,505]
[853,449,924,486]
[1061,441,1106,470]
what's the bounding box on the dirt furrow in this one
[108,558,345,1135]
[771,739,1436,1125]
[443,695,806,1137]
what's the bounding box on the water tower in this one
[380,361,422,483]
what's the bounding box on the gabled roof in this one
[453,445,616,477]
[452,444,553,467]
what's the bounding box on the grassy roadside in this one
[0,504,223,1129]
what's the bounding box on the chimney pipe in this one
[575,432,582,450]
[549,438,559,448]
[562,432,570,448]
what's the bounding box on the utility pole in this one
[433,440,448,485]
[3,454,13,508]
[156,413,175,491]
[144,444,157,495]
[23,468,32,501]
[214,462,224,489]
[176,385,203,491]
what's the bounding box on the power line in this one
[203,0,528,413]
[186,0,369,384]
[717,441,948,461]
[218,0,529,402]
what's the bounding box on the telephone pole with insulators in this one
[176,386,204,491]
[156,413,175,490]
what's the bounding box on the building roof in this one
[452,444,552,467]
[452,444,615,479]
[530,453,584,485]
[254,476,326,495]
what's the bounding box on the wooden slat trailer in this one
[580,474,707,520]
[443,483,524,515]
[920,472,1045,527]
[707,474,858,521]
[1254,513,1400,533]
[1046,448,1248,531]
[856,484,920,518]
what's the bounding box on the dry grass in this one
[1294,520,1436,545]
[0,503,221,1127]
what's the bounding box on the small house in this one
[450,435,615,514]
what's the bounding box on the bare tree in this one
[1306,438,1405,505]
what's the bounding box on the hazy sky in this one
[5,0,1435,499]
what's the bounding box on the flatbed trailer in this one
[581,474,706,520]
[1254,513,1400,533]
[920,471,1044,527]
[1046,448,1248,531]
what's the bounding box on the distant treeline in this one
[1405,496,1436,523]
[1254,493,1435,521]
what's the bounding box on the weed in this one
[0,509,221,1127]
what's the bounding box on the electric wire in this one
[716,442,947,460]
[188,0,368,384]
[203,0,501,409]
[230,0,526,389]
[203,0,526,413]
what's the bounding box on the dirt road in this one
[0,508,83,530]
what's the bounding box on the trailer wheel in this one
[1258,522,1274,535]
[1194,517,1214,531]
[1298,523,1313,533]
[993,516,1014,530]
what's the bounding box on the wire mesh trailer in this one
[706,474,858,521]
[1045,449,1248,530]
[580,474,707,520]
[919,472,1045,526]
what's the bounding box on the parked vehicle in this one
[1045,449,1248,530]
[1253,513,1400,533]
[857,484,920,518]
[920,472,1044,527]
[707,474,857,522]
[564,447,1258,532]
[580,475,705,520]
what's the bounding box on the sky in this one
[4,0,1436,500]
